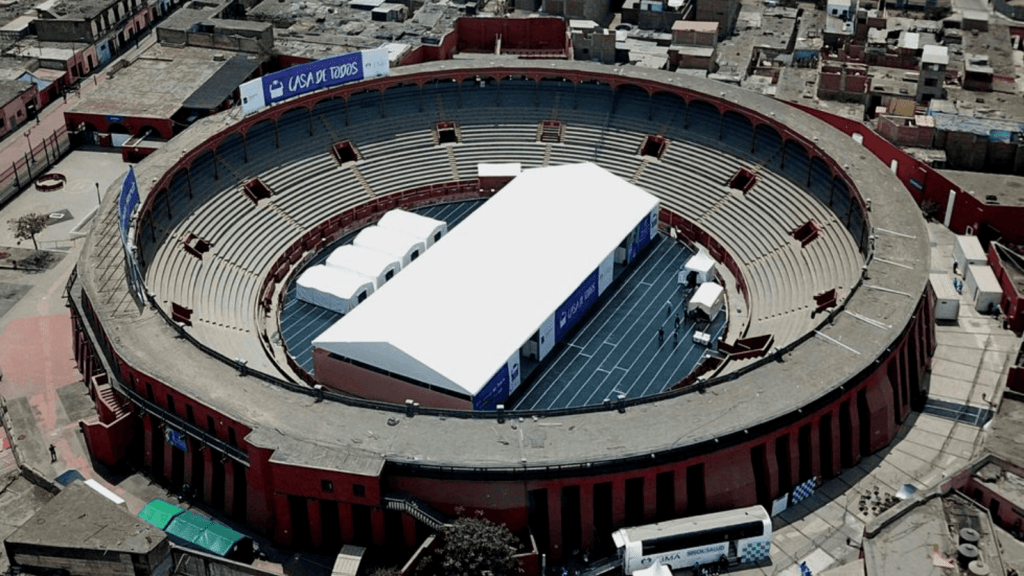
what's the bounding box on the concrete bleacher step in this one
[349,165,376,197]
[446,147,460,181]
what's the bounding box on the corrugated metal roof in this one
[182,55,261,110]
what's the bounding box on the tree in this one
[416,517,521,576]
[8,212,48,251]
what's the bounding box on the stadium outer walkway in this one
[730,221,1023,576]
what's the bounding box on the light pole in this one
[95,182,101,205]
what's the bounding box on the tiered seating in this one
[141,78,867,373]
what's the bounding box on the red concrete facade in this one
[987,244,1024,335]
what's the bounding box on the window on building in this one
[322,480,334,493]
[924,78,938,87]
[353,484,366,497]
[186,404,194,424]
[166,394,175,413]
[228,427,237,446]
[207,415,215,433]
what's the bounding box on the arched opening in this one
[687,100,720,137]
[721,111,753,153]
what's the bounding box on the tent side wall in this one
[313,348,473,410]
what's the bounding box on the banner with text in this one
[240,48,390,115]
[118,167,139,246]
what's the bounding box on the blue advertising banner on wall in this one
[555,269,599,342]
[118,167,139,245]
[474,364,510,411]
[239,48,389,115]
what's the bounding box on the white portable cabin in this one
[297,265,375,314]
[326,245,401,289]
[929,273,960,321]
[353,226,426,267]
[477,162,522,178]
[954,235,987,273]
[965,264,1003,314]
[680,249,717,285]
[688,281,725,320]
[377,209,448,248]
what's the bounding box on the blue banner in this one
[239,48,390,115]
[555,269,599,342]
[263,52,363,106]
[474,364,510,411]
[629,212,653,262]
[118,167,139,245]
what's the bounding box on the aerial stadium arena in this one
[68,59,935,561]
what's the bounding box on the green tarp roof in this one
[196,522,246,556]
[139,500,248,558]
[166,511,213,545]
[138,499,184,530]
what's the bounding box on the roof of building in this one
[930,113,1024,139]
[939,170,1024,207]
[921,44,948,66]
[314,163,659,397]
[672,20,719,32]
[864,491,1008,576]
[68,44,263,120]
[6,481,167,554]
[0,78,32,105]
[181,54,261,110]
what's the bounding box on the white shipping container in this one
[953,235,986,273]
[929,273,960,321]
[965,264,1002,314]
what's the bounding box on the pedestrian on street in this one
[49,444,57,463]
[658,327,664,345]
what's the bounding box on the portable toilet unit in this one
[688,281,725,321]
[965,264,1002,313]
[326,245,401,289]
[377,209,448,248]
[296,265,375,314]
[954,235,987,273]
[929,273,960,321]
[681,249,717,285]
[353,226,426,267]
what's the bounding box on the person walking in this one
[49,444,57,463]
[658,328,664,345]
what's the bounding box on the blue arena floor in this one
[280,200,727,411]
[512,236,726,411]
[280,201,484,373]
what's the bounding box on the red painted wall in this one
[789,102,1024,244]
[987,244,1024,335]
[65,112,174,139]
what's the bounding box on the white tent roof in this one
[326,244,401,278]
[353,226,424,260]
[684,249,715,274]
[377,209,445,241]
[314,163,660,397]
[298,265,374,300]
[688,281,724,314]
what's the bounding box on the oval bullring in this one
[70,60,934,560]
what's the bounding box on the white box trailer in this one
[929,273,960,321]
[965,264,1002,314]
[954,235,986,273]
